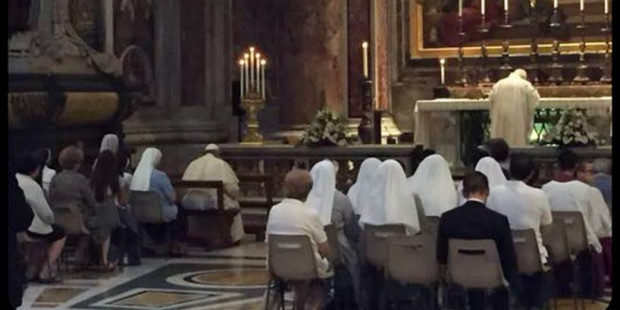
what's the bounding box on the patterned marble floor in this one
[18,239,610,310]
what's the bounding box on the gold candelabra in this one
[241,92,265,143]
[573,8,589,84]
[238,46,267,144]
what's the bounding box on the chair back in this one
[268,234,318,281]
[129,191,164,224]
[552,211,589,256]
[53,204,85,235]
[323,224,341,267]
[386,234,438,285]
[364,224,406,268]
[448,239,506,289]
[512,229,542,275]
[541,219,571,264]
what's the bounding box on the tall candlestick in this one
[439,58,446,85]
[249,47,255,92]
[459,0,463,17]
[580,0,584,11]
[255,53,261,92]
[239,60,245,100]
[481,0,485,15]
[261,59,266,99]
[553,0,557,9]
[605,0,609,14]
[243,53,249,93]
[362,41,369,78]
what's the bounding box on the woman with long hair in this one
[90,151,124,271]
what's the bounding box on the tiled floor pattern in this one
[18,240,611,310]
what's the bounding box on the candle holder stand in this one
[499,8,513,79]
[547,8,563,85]
[358,79,374,144]
[455,16,468,86]
[573,9,590,84]
[528,9,540,84]
[600,12,612,83]
[478,13,492,83]
[241,91,265,144]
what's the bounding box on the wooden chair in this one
[129,190,172,259]
[53,205,88,272]
[172,180,239,250]
[237,173,277,241]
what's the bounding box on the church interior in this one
[8,0,612,309]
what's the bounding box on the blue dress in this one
[149,170,178,222]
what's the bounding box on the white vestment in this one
[182,153,244,243]
[347,157,381,216]
[487,181,553,265]
[360,160,420,235]
[407,154,457,217]
[489,72,540,146]
[542,180,611,253]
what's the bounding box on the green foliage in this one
[298,109,354,147]
[541,108,598,147]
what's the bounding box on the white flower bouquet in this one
[299,109,353,147]
[541,108,598,147]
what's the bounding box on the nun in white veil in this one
[407,154,458,217]
[100,134,119,154]
[360,160,421,235]
[307,159,361,305]
[457,156,508,205]
[347,158,381,217]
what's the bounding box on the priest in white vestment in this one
[489,69,540,146]
[181,144,244,243]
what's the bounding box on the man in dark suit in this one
[437,171,520,310]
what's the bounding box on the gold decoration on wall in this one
[409,4,610,59]
[57,92,119,126]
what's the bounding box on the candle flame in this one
[239,60,245,65]
[256,53,261,58]
[260,59,267,65]
[243,53,249,59]
[362,41,368,48]
[249,47,255,52]
[439,58,446,65]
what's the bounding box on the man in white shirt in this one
[182,144,244,243]
[266,169,331,310]
[486,154,552,309]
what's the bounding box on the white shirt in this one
[41,166,56,194]
[542,180,608,253]
[266,198,331,278]
[487,181,553,265]
[16,173,55,234]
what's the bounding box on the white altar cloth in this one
[413,97,612,166]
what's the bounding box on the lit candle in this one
[261,59,266,99]
[362,41,369,78]
[243,53,249,93]
[505,0,509,14]
[553,0,557,9]
[580,0,584,11]
[605,0,609,14]
[249,47,255,92]
[255,53,261,92]
[459,0,463,17]
[239,60,245,100]
[439,58,446,85]
[481,0,485,15]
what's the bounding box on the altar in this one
[413,97,612,167]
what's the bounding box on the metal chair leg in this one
[279,280,286,310]
[264,279,272,310]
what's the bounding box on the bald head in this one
[284,168,313,200]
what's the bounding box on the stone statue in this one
[8,0,121,77]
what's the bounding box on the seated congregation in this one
[263,144,612,310]
[10,135,612,310]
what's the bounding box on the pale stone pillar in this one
[102,0,114,54]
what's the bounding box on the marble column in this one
[371,0,390,111]
[123,0,233,175]
[278,0,348,127]
[102,0,114,54]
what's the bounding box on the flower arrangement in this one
[298,109,353,147]
[541,108,598,147]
